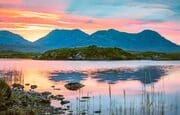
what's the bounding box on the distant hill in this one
[36,45,134,60]
[36,45,180,60]
[0,31,43,52]
[34,29,180,52]
[0,50,38,58]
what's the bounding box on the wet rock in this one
[81,111,86,115]
[0,80,71,115]
[94,110,101,114]
[51,85,55,88]
[53,95,64,101]
[30,85,37,90]
[61,100,70,105]
[12,83,24,90]
[41,91,52,97]
[64,82,84,91]
[25,83,30,86]
[81,96,91,99]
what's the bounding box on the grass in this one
[0,51,39,59]
[66,72,179,115]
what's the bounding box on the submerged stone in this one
[41,91,52,97]
[12,83,24,90]
[61,100,70,105]
[25,83,30,86]
[94,110,101,114]
[30,85,37,89]
[64,82,84,91]
[81,96,90,99]
[52,95,64,101]
[80,99,87,102]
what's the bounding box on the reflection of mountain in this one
[92,66,168,84]
[49,66,169,84]
[49,72,87,82]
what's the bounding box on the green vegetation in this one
[0,51,39,59]
[0,46,180,60]
[36,45,180,60]
[136,52,180,60]
[0,80,12,111]
[37,45,135,60]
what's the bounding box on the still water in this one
[0,59,180,115]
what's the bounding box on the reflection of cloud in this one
[48,66,171,84]
[49,71,87,82]
[92,66,168,84]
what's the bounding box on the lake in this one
[0,59,180,115]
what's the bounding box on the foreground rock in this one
[64,82,85,91]
[0,81,71,114]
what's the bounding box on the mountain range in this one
[0,31,41,52]
[0,29,180,53]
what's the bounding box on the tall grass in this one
[68,71,179,115]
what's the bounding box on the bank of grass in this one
[37,45,180,60]
[0,51,39,59]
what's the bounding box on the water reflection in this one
[0,60,180,114]
[48,66,169,84]
[50,72,87,82]
[92,66,168,84]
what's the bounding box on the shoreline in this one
[0,58,180,61]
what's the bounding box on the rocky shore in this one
[0,80,85,114]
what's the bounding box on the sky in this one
[0,0,179,44]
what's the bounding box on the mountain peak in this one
[0,30,17,36]
[72,29,82,32]
[0,30,25,40]
[140,29,159,34]
[49,29,88,35]
[138,29,163,38]
[107,29,119,32]
[50,29,64,34]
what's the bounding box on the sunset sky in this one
[0,0,179,44]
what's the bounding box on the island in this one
[0,46,180,60]
[36,45,180,60]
